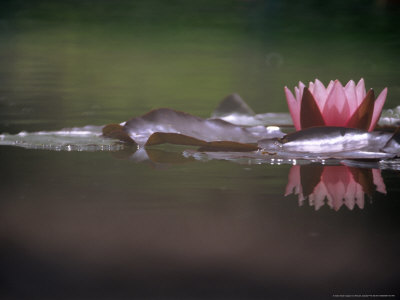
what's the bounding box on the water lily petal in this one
[285,165,302,197]
[322,80,351,125]
[345,89,375,130]
[298,81,306,101]
[285,87,301,130]
[322,167,350,211]
[323,166,352,186]
[312,79,328,111]
[326,80,335,95]
[328,181,346,211]
[356,78,366,105]
[368,87,388,131]
[300,88,326,129]
[308,81,315,94]
[295,86,300,102]
[344,180,357,210]
[282,164,390,211]
[309,182,329,210]
[344,80,358,114]
[372,168,386,194]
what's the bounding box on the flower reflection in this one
[284,79,387,131]
[285,165,386,210]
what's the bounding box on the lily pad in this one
[103,108,284,150]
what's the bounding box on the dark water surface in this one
[1,1,400,299]
[1,148,400,299]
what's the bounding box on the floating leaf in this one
[211,93,255,117]
[145,132,207,147]
[145,132,259,151]
[259,126,397,155]
[102,123,137,144]
[0,126,124,151]
[121,108,284,146]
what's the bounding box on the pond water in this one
[1,1,400,299]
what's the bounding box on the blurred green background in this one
[0,0,399,132]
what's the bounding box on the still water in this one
[1,1,400,299]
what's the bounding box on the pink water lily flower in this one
[284,79,387,131]
[285,165,386,211]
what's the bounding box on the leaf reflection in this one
[285,165,386,210]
